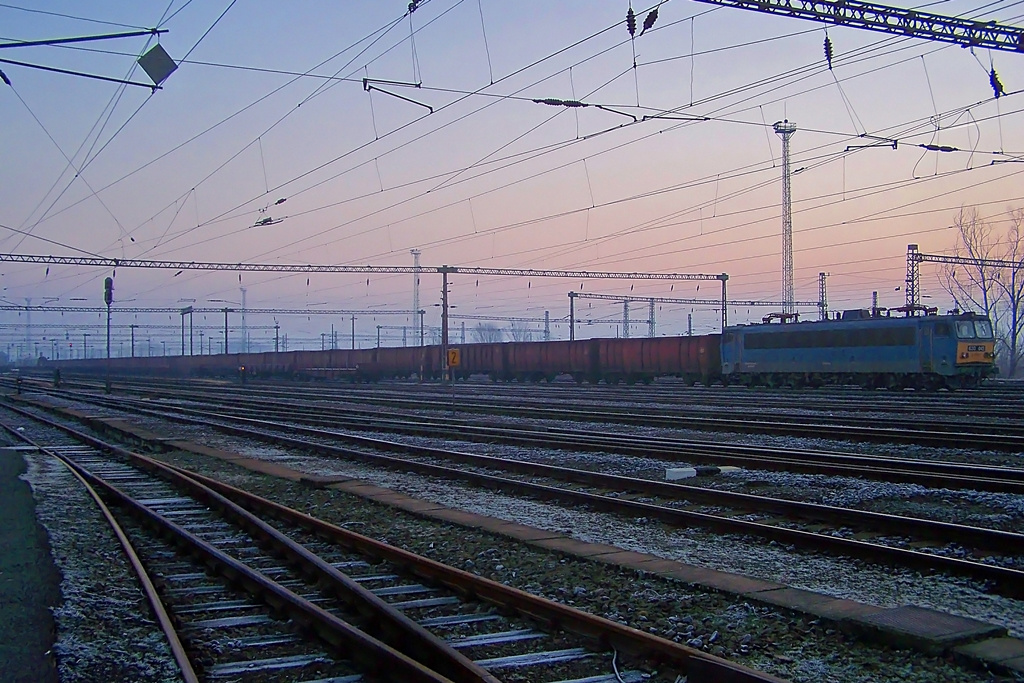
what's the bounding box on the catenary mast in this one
[774,120,797,315]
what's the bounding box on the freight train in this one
[51,310,996,389]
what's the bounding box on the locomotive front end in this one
[954,317,996,375]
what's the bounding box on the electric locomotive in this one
[720,310,996,389]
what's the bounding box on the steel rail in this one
[3,399,786,683]
[63,377,1020,451]
[161,460,789,683]
[152,404,1024,551]
[264,392,1024,451]
[0,422,200,683]
[0,402,494,683]
[63,382,1024,494]
[176,411,1024,595]
[38,394,1022,597]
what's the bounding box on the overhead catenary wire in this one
[12,2,946,262]
[4,0,1019,309]
[144,30,1007,264]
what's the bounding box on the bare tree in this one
[471,323,504,343]
[507,322,533,342]
[942,207,1002,318]
[993,209,1024,376]
[942,206,1024,376]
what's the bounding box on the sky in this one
[1,0,1023,357]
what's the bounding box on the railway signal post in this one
[104,276,113,394]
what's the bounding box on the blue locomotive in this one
[721,311,996,389]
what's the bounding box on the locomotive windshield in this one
[955,321,976,338]
[956,319,994,339]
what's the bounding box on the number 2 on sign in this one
[447,348,461,367]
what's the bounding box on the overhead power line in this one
[693,0,1024,52]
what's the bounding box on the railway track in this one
[41,376,1024,451]
[42,383,1024,495]
[3,401,781,683]
[15,391,1024,600]
[293,379,1024,420]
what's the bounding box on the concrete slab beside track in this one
[28,404,1024,679]
[0,447,60,683]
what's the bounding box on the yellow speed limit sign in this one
[447,348,461,367]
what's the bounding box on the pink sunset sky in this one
[1,0,1022,354]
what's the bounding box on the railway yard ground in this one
[3,373,1024,682]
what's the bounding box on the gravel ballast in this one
[15,443,181,683]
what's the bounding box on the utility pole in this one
[240,286,247,353]
[180,307,189,355]
[440,267,450,382]
[321,333,326,351]
[377,325,382,348]
[819,272,829,320]
[649,299,656,338]
[774,120,797,315]
[544,311,550,342]
[199,330,204,355]
[103,276,113,392]
[83,333,90,359]
[622,300,630,339]
[222,307,232,354]
[419,310,425,346]
[350,315,356,349]
[411,248,421,331]
[569,292,576,341]
[130,324,137,357]
[274,322,280,352]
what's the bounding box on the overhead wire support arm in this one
[0,56,162,90]
[691,0,1024,53]
[0,28,167,50]
[363,78,432,112]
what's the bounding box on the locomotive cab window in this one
[974,320,994,339]
[955,321,976,339]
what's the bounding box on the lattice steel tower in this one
[774,120,797,315]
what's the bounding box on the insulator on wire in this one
[640,8,658,36]
[408,0,420,13]
[824,36,834,70]
[990,67,1005,99]
[626,6,636,37]
[533,98,587,108]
